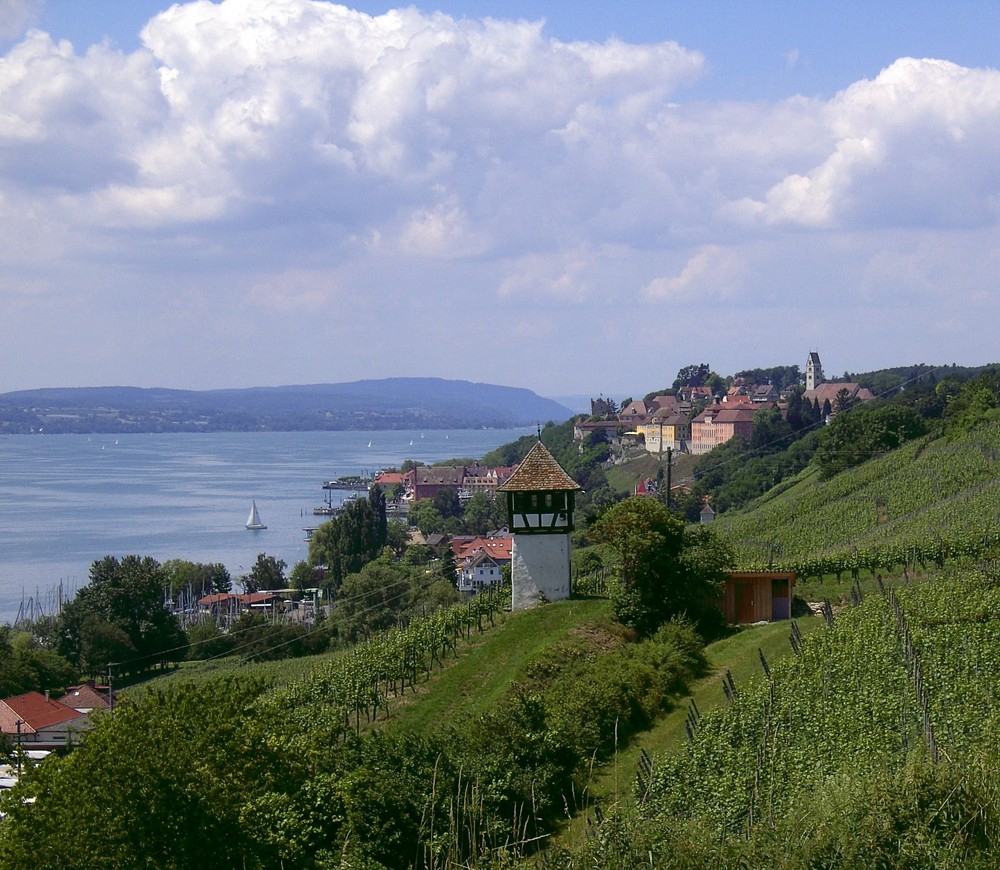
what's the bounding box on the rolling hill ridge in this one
[0,378,575,433]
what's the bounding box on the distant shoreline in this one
[0,377,575,435]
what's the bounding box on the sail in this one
[246,500,266,529]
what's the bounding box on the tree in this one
[834,387,855,415]
[242,553,286,594]
[408,499,446,535]
[402,543,434,566]
[184,620,234,661]
[208,563,232,594]
[289,560,317,594]
[439,548,459,589]
[590,498,730,636]
[461,492,503,536]
[57,556,185,677]
[433,488,463,520]
[673,363,711,389]
[162,560,232,598]
[386,519,411,555]
[333,559,412,642]
[369,486,388,551]
[815,402,928,479]
[750,406,793,453]
[308,494,389,591]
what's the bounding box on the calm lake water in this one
[0,428,530,624]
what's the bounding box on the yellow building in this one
[638,411,690,455]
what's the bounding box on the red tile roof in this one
[802,383,875,405]
[497,441,580,492]
[58,682,111,711]
[0,692,85,735]
[453,536,513,561]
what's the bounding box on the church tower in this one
[806,351,824,392]
[497,440,581,610]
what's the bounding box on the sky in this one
[1,1,999,401]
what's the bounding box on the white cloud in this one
[643,245,746,302]
[498,248,599,302]
[399,198,487,258]
[745,59,1000,229]
[0,4,998,394]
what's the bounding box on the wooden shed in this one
[723,571,795,624]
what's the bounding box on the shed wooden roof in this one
[497,441,580,492]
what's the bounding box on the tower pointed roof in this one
[497,441,580,492]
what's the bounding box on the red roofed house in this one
[452,535,512,594]
[407,466,465,501]
[801,382,875,413]
[690,405,759,455]
[0,692,89,749]
[58,681,112,714]
[648,394,682,415]
[618,399,656,425]
[452,535,513,563]
[460,463,516,499]
[197,591,284,621]
[372,470,406,493]
[637,410,690,455]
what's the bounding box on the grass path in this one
[387,598,614,733]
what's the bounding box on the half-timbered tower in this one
[497,440,581,610]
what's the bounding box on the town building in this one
[638,411,690,456]
[453,536,513,595]
[0,692,89,749]
[57,681,113,714]
[801,381,876,412]
[690,405,759,455]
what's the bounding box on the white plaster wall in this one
[510,534,571,610]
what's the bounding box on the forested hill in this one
[0,378,574,433]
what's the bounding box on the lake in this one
[0,428,531,624]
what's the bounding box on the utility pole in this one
[107,663,114,710]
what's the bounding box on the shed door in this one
[736,583,754,622]
[771,578,790,620]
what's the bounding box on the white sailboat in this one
[245,500,267,530]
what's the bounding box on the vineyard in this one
[260,586,509,739]
[636,568,1000,858]
[712,418,1000,579]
